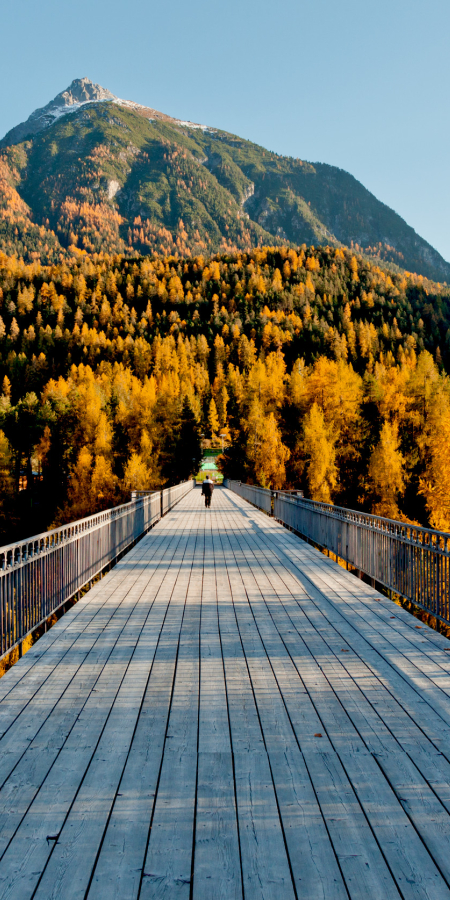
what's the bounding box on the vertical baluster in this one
[16,547,22,651]
[6,566,11,653]
[445,542,448,621]
[0,554,4,656]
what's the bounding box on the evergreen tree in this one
[161,398,202,484]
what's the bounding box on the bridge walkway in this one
[1,488,450,898]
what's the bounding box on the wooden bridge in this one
[2,486,450,899]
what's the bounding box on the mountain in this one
[0,77,199,148]
[0,77,448,282]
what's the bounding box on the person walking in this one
[201,476,214,508]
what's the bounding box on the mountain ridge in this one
[0,77,448,283]
[0,77,211,149]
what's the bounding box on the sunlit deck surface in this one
[3,488,450,898]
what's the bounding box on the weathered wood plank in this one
[192,510,242,899]
[3,487,450,900]
[87,521,198,900]
[140,522,202,900]
[237,506,450,751]
[0,509,192,801]
[0,510,197,900]
[0,515,176,729]
[218,520,347,899]
[194,752,242,900]
[223,500,450,896]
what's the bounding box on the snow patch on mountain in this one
[177,121,212,132]
[0,77,213,147]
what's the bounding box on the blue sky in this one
[2,0,449,260]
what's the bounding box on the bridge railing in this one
[224,479,450,625]
[226,481,273,514]
[162,480,195,514]
[0,479,194,659]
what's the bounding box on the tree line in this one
[0,242,449,542]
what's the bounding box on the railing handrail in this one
[0,493,152,560]
[227,480,450,548]
[275,491,450,549]
[224,478,450,624]
[0,479,194,660]
[0,481,197,560]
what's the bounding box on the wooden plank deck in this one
[1,486,450,898]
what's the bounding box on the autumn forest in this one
[0,242,450,545]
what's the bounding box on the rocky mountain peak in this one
[52,77,117,107]
[0,78,207,149]
[0,77,118,148]
[1,79,448,280]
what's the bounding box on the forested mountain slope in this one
[1,78,449,282]
[0,243,449,543]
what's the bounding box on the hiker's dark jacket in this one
[202,481,214,497]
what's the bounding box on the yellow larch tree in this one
[419,387,450,531]
[369,359,410,425]
[215,384,229,428]
[306,357,362,427]
[90,455,117,510]
[123,452,152,493]
[288,359,307,408]
[94,411,113,457]
[66,446,93,519]
[302,403,337,503]
[246,353,286,412]
[368,420,405,519]
[208,398,220,439]
[245,400,290,489]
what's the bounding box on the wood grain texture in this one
[1,488,450,899]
